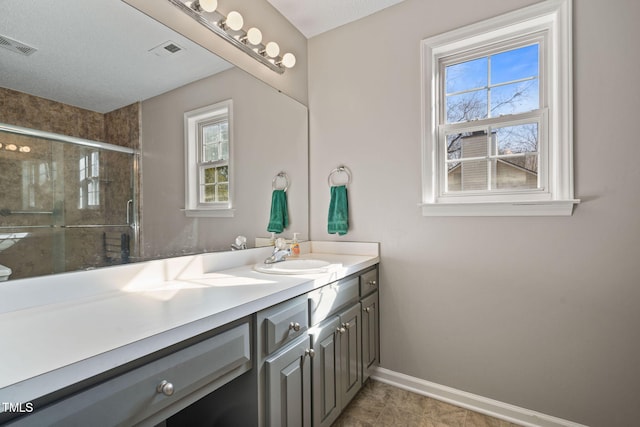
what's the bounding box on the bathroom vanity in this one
[0,241,379,426]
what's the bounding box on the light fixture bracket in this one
[168,0,285,74]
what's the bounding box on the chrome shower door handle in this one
[126,199,133,224]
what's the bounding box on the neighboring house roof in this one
[448,158,537,176]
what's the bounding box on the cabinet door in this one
[338,303,361,408]
[311,316,341,427]
[361,291,379,382]
[265,335,312,427]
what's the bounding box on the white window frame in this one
[420,0,578,216]
[184,100,234,217]
[78,150,100,210]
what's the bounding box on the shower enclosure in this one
[0,123,139,280]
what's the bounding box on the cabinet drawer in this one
[10,322,252,427]
[309,276,359,326]
[262,295,309,355]
[359,268,378,297]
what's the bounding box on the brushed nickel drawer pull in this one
[156,380,174,396]
[289,322,301,332]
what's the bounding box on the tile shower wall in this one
[0,88,140,279]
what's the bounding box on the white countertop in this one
[0,241,378,408]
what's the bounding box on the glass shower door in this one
[58,143,138,273]
[0,124,138,279]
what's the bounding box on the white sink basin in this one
[0,232,29,252]
[254,259,331,275]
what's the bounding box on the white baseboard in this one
[370,367,588,427]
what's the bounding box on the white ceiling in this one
[0,0,231,113]
[265,0,407,38]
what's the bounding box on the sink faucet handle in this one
[274,237,288,250]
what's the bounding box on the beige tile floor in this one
[332,380,523,427]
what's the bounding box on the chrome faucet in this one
[264,247,291,264]
[230,235,247,251]
[264,238,291,264]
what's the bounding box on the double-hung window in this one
[421,0,577,216]
[184,100,234,217]
[79,150,100,209]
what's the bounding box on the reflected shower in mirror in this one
[0,0,308,280]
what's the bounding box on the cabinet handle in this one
[337,327,346,334]
[342,322,350,329]
[368,280,377,286]
[364,307,371,313]
[289,322,301,332]
[156,380,175,397]
[305,348,315,359]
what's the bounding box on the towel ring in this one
[328,166,352,187]
[272,171,290,191]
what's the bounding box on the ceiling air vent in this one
[148,41,185,58]
[0,34,37,56]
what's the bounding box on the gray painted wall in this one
[307,1,640,426]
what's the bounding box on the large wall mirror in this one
[0,0,309,280]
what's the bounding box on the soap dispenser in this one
[290,233,300,258]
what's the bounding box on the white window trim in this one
[420,0,578,216]
[78,150,100,210]
[183,100,235,218]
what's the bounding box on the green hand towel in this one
[328,185,349,235]
[267,189,289,233]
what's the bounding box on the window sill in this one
[420,199,580,217]
[183,208,235,218]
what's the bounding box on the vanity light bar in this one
[167,0,295,74]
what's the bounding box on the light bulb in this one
[225,11,243,31]
[280,52,296,68]
[264,41,280,58]
[198,0,217,12]
[19,146,31,153]
[246,27,262,45]
[6,144,17,151]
